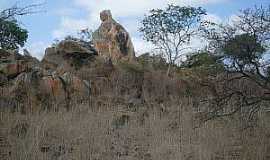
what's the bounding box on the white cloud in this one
[132,37,155,55]
[52,0,227,56]
[25,41,49,60]
[228,14,241,25]
[74,0,226,17]
[202,13,223,24]
[52,17,89,39]
[69,0,227,33]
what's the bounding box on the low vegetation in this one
[0,3,270,160]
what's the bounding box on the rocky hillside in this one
[0,10,270,160]
[0,10,141,113]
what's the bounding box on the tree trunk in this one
[166,64,171,76]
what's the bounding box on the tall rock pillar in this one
[93,10,136,61]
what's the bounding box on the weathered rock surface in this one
[0,40,97,112]
[0,10,141,112]
[42,40,97,73]
[93,10,135,61]
[0,49,39,79]
[8,67,91,112]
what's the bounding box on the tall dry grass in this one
[1,99,270,160]
[1,63,270,160]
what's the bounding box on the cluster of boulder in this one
[0,10,137,112]
[0,42,93,112]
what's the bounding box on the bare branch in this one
[0,3,45,21]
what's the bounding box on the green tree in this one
[139,4,206,75]
[184,52,222,69]
[222,34,265,70]
[0,19,28,50]
[202,5,270,81]
[199,5,270,121]
[0,4,42,50]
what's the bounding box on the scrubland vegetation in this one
[1,3,270,160]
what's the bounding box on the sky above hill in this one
[1,0,269,59]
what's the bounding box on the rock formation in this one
[42,40,97,74]
[0,40,97,112]
[0,49,39,79]
[0,10,139,112]
[93,10,136,61]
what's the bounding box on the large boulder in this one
[0,49,39,79]
[60,72,91,99]
[42,40,97,73]
[93,10,136,61]
[0,73,8,86]
[0,60,27,78]
[9,69,91,112]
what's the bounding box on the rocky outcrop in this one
[0,9,141,112]
[0,49,39,79]
[9,68,91,112]
[93,10,135,61]
[0,40,97,112]
[42,40,97,73]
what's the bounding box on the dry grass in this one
[1,99,270,160]
[1,64,270,160]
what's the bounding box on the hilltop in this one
[1,8,270,160]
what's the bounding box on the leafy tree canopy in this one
[0,19,28,50]
[197,5,270,121]
[139,4,206,75]
[222,33,265,66]
[0,4,42,50]
[184,52,222,68]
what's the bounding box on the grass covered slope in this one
[0,39,270,160]
[1,98,270,160]
[1,57,270,160]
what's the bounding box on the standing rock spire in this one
[93,10,136,61]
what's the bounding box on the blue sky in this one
[1,0,269,59]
